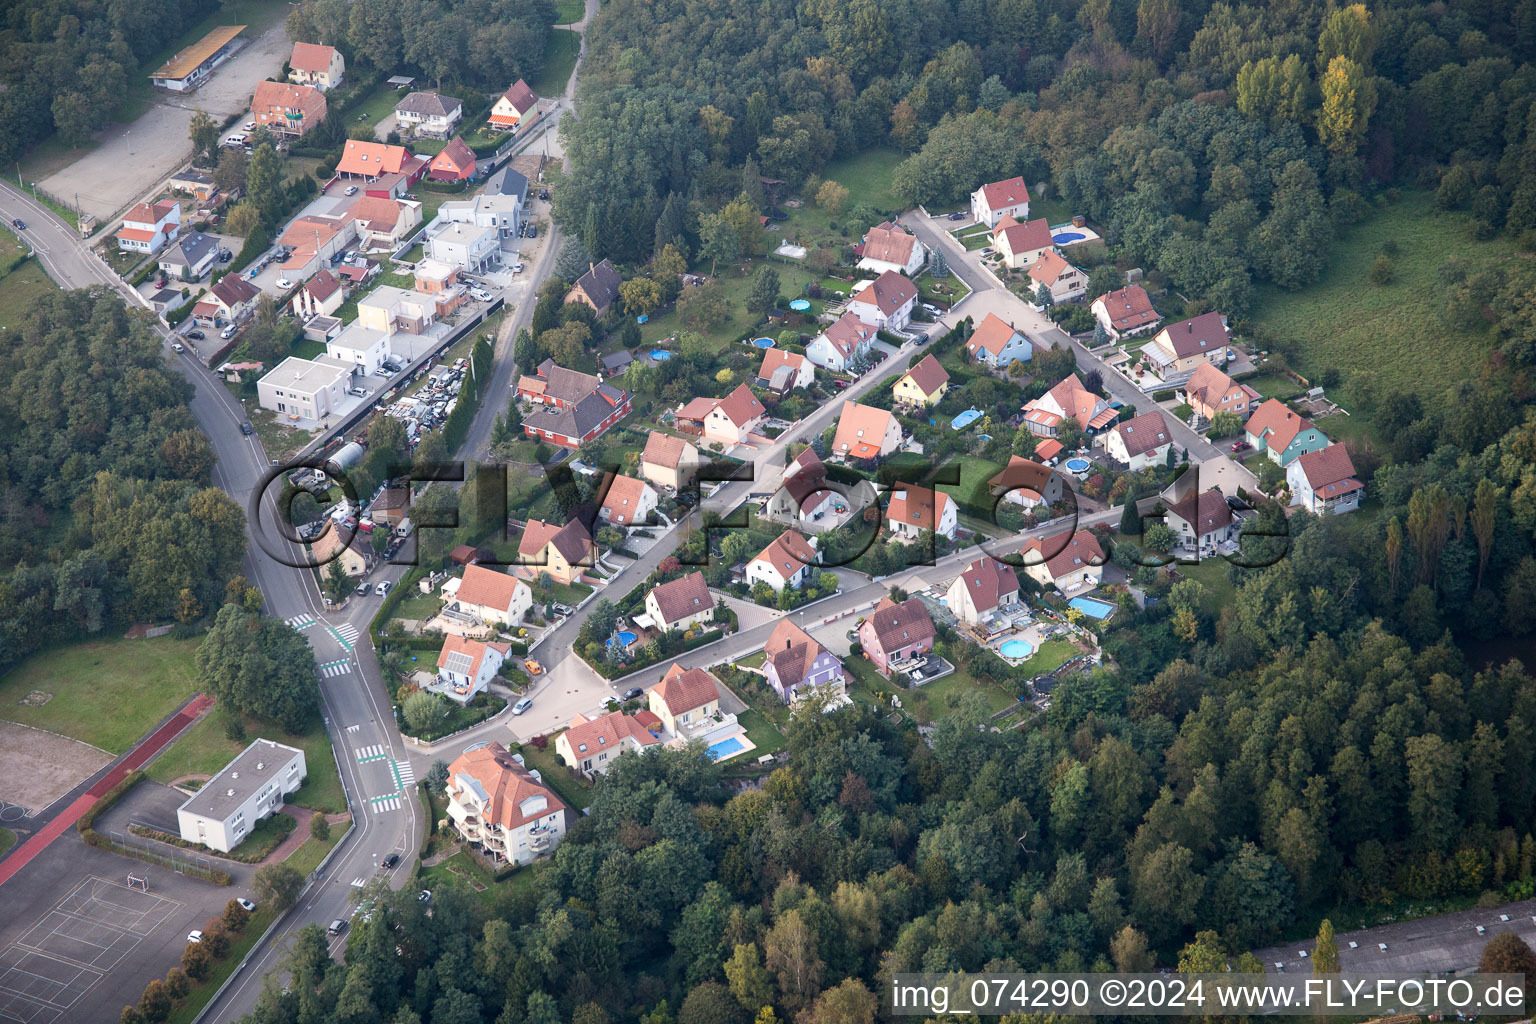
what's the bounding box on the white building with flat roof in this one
[257,356,353,421]
[326,323,391,375]
[435,192,522,240]
[424,220,499,273]
[176,739,306,853]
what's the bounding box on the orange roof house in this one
[336,140,413,180]
[252,80,327,136]
[489,79,539,129]
[832,401,902,461]
[429,137,477,182]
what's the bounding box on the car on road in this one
[375,580,393,597]
[237,898,256,911]
[355,581,369,596]
[187,329,205,340]
[382,853,400,869]
[240,421,254,435]
[513,697,533,715]
[344,185,358,196]
[1230,440,1252,453]
[10,218,24,231]
[418,890,432,903]
[621,687,644,701]
[171,342,184,352]
[187,930,203,944]
[328,919,347,936]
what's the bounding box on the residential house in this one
[892,354,950,407]
[335,141,421,184]
[435,191,523,243]
[484,164,528,203]
[599,473,658,527]
[886,483,958,541]
[192,273,259,326]
[1020,528,1105,593]
[291,269,344,319]
[857,595,936,677]
[452,563,533,626]
[516,360,632,449]
[989,455,1065,509]
[436,635,511,702]
[766,448,841,523]
[1181,362,1259,425]
[832,401,902,461]
[643,572,715,634]
[649,664,721,734]
[761,619,845,704]
[1244,399,1328,467]
[1021,373,1118,438]
[311,523,371,577]
[167,168,216,201]
[1091,284,1161,339]
[965,312,1033,368]
[429,137,477,183]
[756,348,814,395]
[991,216,1054,270]
[148,24,244,93]
[414,259,468,318]
[944,556,1021,626]
[175,738,304,853]
[445,743,567,865]
[857,221,925,276]
[564,260,624,316]
[806,312,878,372]
[1103,409,1174,470]
[556,711,658,778]
[695,384,766,447]
[640,431,703,491]
[117,199,180,253]
[288,42,344,91]
[394,91,463,138]
[1287,445,1363,516]
[149,288,188,317]
[1164,488,1238,557]
[357,285,434,335]
[424,220,499,274]
[277,213,356,279]
[370,486,409,526]
[258,355,351,420]
[1027,250,1086,303]
[489,79,539,132]
[1143,312,1231,384]
[515,519,596,585]
[970,176,1031,227]
[325,323,390,375]
[746,532,817,593]
[845,270,917,331]
[348,195,422,250]
[157,230,218,281]
[251,80,326,136]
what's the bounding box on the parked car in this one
[187,329,205,341]
[1230,440,1252,452]
[470,288,492,301]
[344,185,358,196]
[417,890,432,903]
[240,421,254,435]
[948,211,964,220]
[171,342,184,352]
[538,189,549,201]
[621,687,644,701]
[382,853,400,869]
[277,278,293,289]
[187,930,203,944]
[513,697,533,715]
[355,581,369,596]
[237,898,256,911]
[513,262,525,273]
[375,580,393,597]
[218,249,232,263]
[221,325,238,339]
[328,919,347,936]
[243,120,256,131]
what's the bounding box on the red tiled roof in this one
[1095,284,1159,332]
[764,619,827,687]
[714,383,765,428]
[289,42,337,73]
[447,743,566,833]
[976,176,1030,211]
[990,455,1055,496]
[993,215,1052,255]
[648,572,712,627]
[1022,528,1105,580]
[336,140,411,177]
[1028,249,1076,286]
[437,633,510,677]
[499,79,538,116]
[600,473,653,525]
[956,556,1018,613]
[887,483,953,533]
[752,532,816,577]
[899,354,949,397]
[1245,398,1316,454]
[1034,438,1064,462]
[642,430,692,469]
[819,311,878,358]
[303,269,342,302]
[832,401,896,460]
[253,80,326,125]
[862,595,935,654]
[456,563,525,612]
[851,270,916,317]
[967,312,1023,357]
[758,347,807,381]
[1167,488,1234,536]
[1155,311,1228,359]
[654,663,720,715]
[517,518,594,565]
[432,137,476,174]
[1112,410,1172,458]
[1294,445,1361,496]
[563,710,658,759]
[861,221,917,265]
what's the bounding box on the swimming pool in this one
[1064,457,1091,472]
[1068,597,1114,619]
[951,408,982,430]
[752,337,776,348]
[610,630,638,647]
[707,736,746,760]
[650,349,672,361]
[1053,231,1086,244]
[999,638,1035,659]
[788,298,811,311]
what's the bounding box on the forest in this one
[0,290,246,670]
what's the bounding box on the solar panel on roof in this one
[444,651,475,674]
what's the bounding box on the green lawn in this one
[516,742,592,810]
[735,652,767,669]
[818,148,906,212]
[146,710,347,814]
[165,905,279,1024]
[1240,372,1302,400]
[349,82,410,134]
[0,637,201,753]
[0,258,59,328]
[552,0,585,23]
[1164,553,1240,614]
[933,454,1006,507]
[1011,639,1078,678]
[735,708,785,756]
[531,31,581,98]
[285,825,346,876]
[1251,191,1520,406]
[0,828,14,858]
[392,587,443,620]
[528,578,593,606]
[640,262,822,352]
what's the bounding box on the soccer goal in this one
[126,874,148,893]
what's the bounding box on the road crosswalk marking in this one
[369,794,402,812]
[354,745,388,762]
[287,614,316,629]
[350,877,366,888]
[319,660,350,678]
[346,724,360,733]
[327,622,361,653]
[394,760,416,787]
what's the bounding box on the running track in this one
[0,693,215,887]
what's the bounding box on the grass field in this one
[0,225,60,327]
[284,824,345,876]
[735,708,785,755]
[819,149,905,211]
[640,261,821,351]
[349,83,407,135]
[531,31,581,98]
[147,709,346,814]
[0,828,14,858]
[1240,372,1302,400]
[552,0,585,23]
[0,637,201,754]
[516,742,592,810]
[1251,192,1520,406]
[165,905,278,1024]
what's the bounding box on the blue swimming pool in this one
[788,298,811,311]
[610,630,638,647]
[1064,457,1091,472]
[1069,597,1115,619]
[707,736,746,760]
[999,638,1035,659]
[951,408,982,430]
[752,337,776,348]
[650,349,672,361]
[1053,231,1086,244]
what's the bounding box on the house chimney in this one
[589,262,595,274]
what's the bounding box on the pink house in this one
[857,595,937,677]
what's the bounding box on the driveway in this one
[41,18,293,223]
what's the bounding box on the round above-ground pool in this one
[999,638,1035,659]
[612,630,638,646]
[788,298,811,311]
[752,337,775,348]
[951,408,982,430]
[1053,231,1086,244]
[650,349,672,361]
[1064,457,1092,472]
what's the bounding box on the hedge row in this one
[77,770,234,885]
[588,624,729,680]
[1152,388,1177,401]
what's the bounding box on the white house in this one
[326,323,391,376]
[806,312,878,372]
[393,91,463,138]
[425,220,500,274]
[489,79,539,132]
[857,221,925,276]
[257,356,352,421]
[599,473,659,527]
[436,634,511,703]
[435,192,523,242]
[991,215,1054,270]
[767,448,844,524]
[1022,374,1118,438]
[116,199,181,254]
[1164,488,1239,558]
[886,483,958,541]
[989,455,1065,508]
[970,176,1031,227]
[1287,445,1363,516]
[446,744,566,865]
[1021,528,1105,594]
[451,563,533,627]
[640,431,703,492]
[157,230,219,281]
[1103,410,1174,470]
[964,312,1033,368]
[555,711,658,778]
[756,348,815,394]
[288,42,344,91]
[746,532,817,593]
[177,739,306,853]
[845,270,917,331]
[643,571,715,633]
[698,384,766,446]
[1027,250,1087,303]
[832,401,903,461]
[945,556,1021,626]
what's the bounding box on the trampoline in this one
[951,408,982,430]
[650,349,672,361]
[999,639,1035,659]
[1053,231,1086,244]
[752,337,776,348]
[788,298,811,311]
